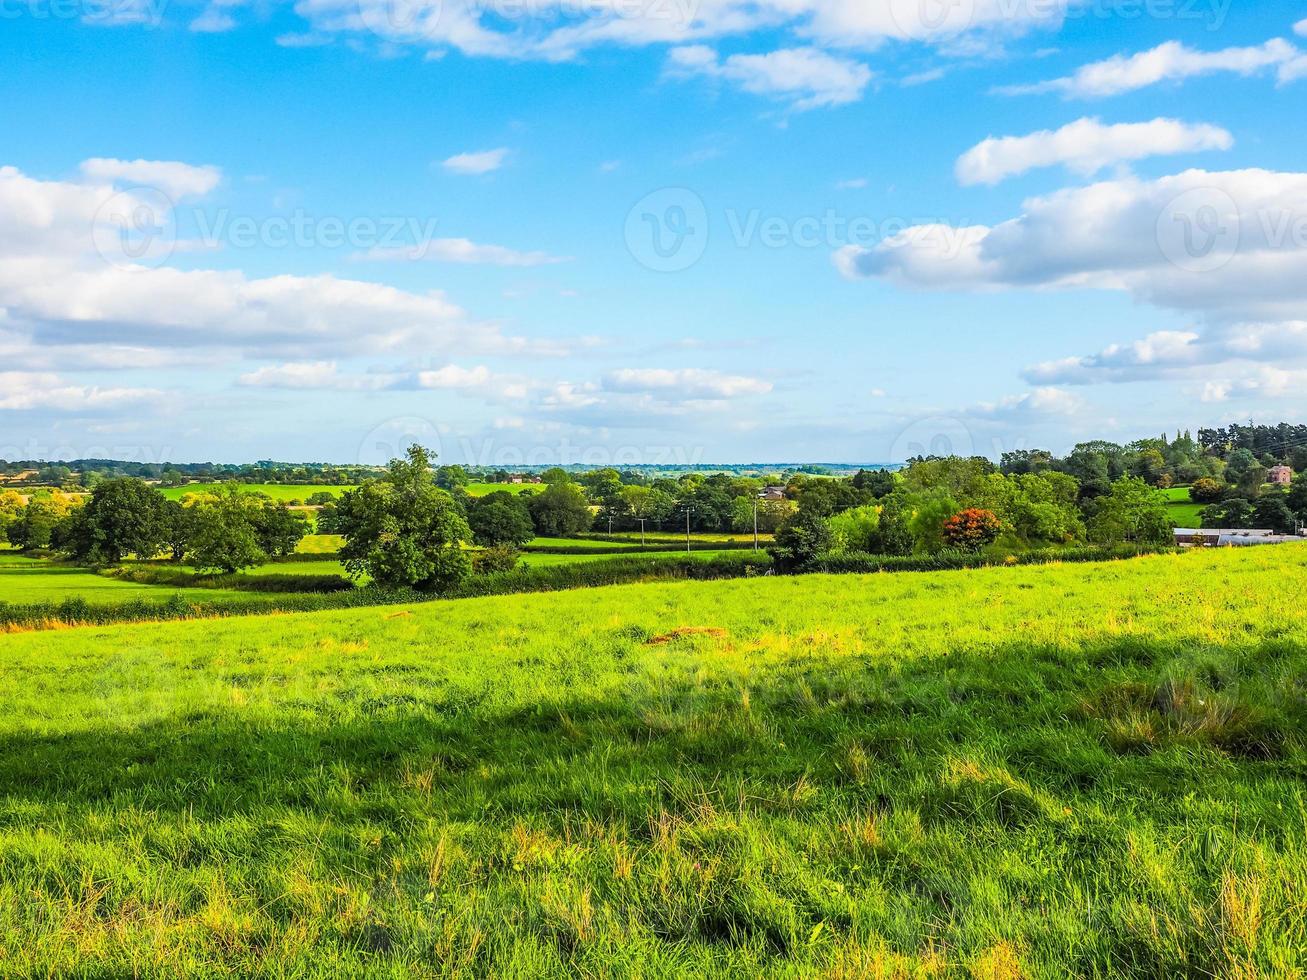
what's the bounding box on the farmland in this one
[0,547,1302,975]
[158,483,358,502]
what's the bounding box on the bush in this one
[1189,478,1225,504]
[942,508,1002,552]
[471,545,522,574]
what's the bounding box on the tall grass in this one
[0,548,1303,975]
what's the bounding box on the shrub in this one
[472,545,523,574]
[942,508,1002,552]
[1189,478,1226,504]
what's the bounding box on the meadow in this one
[0,547,1302,976]
[1159,487,1205,527]
[159,483,358,502]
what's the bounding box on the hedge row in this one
[108,566,354,593]
[799,544,1172,574]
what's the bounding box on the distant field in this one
[159,483,357,502]
[518,549,736,568]
[464,482,536,496]
[1159,486,1206,527]
[296,533,344,553]
[0,556,252,604]
[581,531,774,545]
[0,548,1302,975]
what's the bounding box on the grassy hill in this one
[0,549,1303,975]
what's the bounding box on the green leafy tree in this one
[252,502,309,557]
[0,490,24,544]
[60,477,169,563]
[1200,497,1255,529]
[528,481,592,537]
[468,493,535,547]
[1085,477,1172,545]
[335,445,473,592]
[187,486,267,574]
[769,508,834,571]
[161,499,198,562]
[1252,492,1297,534]
[827,504,879,553]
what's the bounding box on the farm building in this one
[1174,527,1306,548]
[1269,465,1293,485]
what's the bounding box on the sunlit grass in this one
[0,547,1304,975]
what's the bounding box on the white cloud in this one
[967,386,1085,420]
[416,364,530,400]
[1296,19,1307,37]
[355,238,568,267]
[666,46,872,110]
[0,372,164,412]
[287,0,1070,61]
[956,117,1233,186]
[837,168,1307,325]
[237,361,394,390]
[441,148,509,175]
[604,367,772,399]
[0,161,551,367]
[835,178,868,190]
[1002,38,1304,98]
[78,158,221,199]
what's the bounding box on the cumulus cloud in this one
[966,386,1086,420]
[0,371,165,412]
[78,158,221,198]
[0,160,547,367]
[355,238,568,267]
[956,117,1233,185]
[837,168,1307,325]
[416,364,531,400]
[604,367,772,399]
[441,148,509,175]
[237,361,395,390]
[1001,38,1304,98]
[666,45,872,111]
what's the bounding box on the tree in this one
[1288,478,1307,521]
[306,491,336,506]
[827,504,879,552]
[1224,449,1266,497]
[851,468,896,496]
[161,499,198,562]
[61,478,170,563]
[1085,477,1172,546]
[0,490,23,544]
[1188,478,1226,504]
[187,486,267,574]
[434,465,469,491]
[1201,497,1254,529]
[468,492,535,547]
[7,494,78,551]
[1252,492,1297,534]
[540,467,572,485]
[769,509,834,571]
[942,508,1003,551]
[251,502,309,557]
[528,481,592,537]
[335,445,473,592]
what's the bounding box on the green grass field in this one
[0,556,251,604]
[0,548,1303,975]
[159,483,358,502]
[1159,487,1205,527]
[517,549,738,568]
[465,482,535,496]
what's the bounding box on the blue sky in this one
[2,0,1306,465]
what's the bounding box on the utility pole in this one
[637,517,647,548]
[753,496,759,551]
[685,506,692,553]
